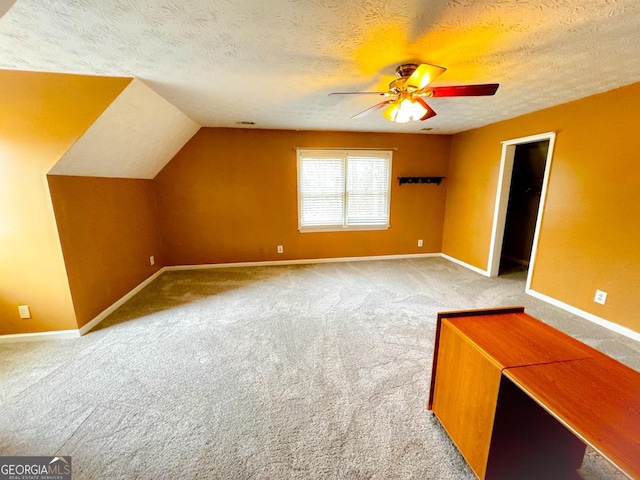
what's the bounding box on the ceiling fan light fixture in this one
[330,62,497,123]
[395,99,415,123]
[383,98,433,123]
[382,103,399,122]
[410,98,430,120]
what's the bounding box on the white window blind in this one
[346,156,390,226]
[299,157,345,228]
[297,149,392,231]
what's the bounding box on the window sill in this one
[299,225,390,233]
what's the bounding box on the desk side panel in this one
[429,307,524,409]
[432,320,502,479]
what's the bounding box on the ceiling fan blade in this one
[405,63,447,90]
[352,100,392,119]
[426,83,500,97]
[415,97,437,121]
[421,109,437,120]
[329,91,386,96]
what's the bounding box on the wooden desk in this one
[428,307,640,479]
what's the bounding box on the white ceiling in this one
[1,0,640,134]
[49,79,200,179]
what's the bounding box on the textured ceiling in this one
[1,0,640,134]
[49,79,200,179]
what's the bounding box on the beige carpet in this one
[1,258,636,479]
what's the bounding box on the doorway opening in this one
[487,132,556,291]
[500,141,548,274]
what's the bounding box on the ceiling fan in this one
[329,63,499,123]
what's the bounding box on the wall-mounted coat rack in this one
[398,176,445,186]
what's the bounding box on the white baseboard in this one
[0,329,80,344]
[165,253,441,271]
[527,288,640,342]
[0,269,166,342]
[3,254,638,344]
[78,268,165,335]
[78,253,442,335]
[2,255,440,343]
[440,253,490,277]
[437,254,640,342]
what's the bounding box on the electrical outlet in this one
[417,239,423,247]
[594,290,607,305]
[18,305,31,319]
[150,255,155,266]
[277,245,284,254]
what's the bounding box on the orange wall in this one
[154,128,450,265]
[444,82,640,333]
[0,70,130,335]
[48,175,164,329]
[6,69,636,336]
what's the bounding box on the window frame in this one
[296,148,392,233]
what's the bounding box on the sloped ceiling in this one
[1,1,640,134]
[0,1,15,18]
[49,78,200,179]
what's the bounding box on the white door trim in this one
[487,132,556,288]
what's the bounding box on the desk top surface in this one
[505,356,640,479]
[443,311,594,368]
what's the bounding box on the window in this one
[297,149,392,232]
